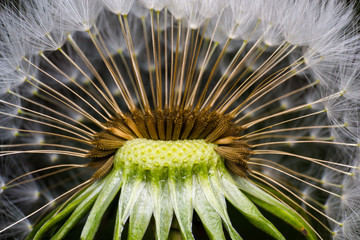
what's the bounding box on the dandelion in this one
[0,0,359,239]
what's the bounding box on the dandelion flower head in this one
[0,0,359,239]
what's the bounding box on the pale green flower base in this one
[27,139,317,240]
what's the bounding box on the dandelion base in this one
[27,139,317,240]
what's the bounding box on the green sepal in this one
[114,165,145,239]
[197,166,242,240]
[51,180,105,239]
[234,175,317,240]
[33,180,103,240]
[219,170,285,240]
[169,166,194,240]
[150,167,173,240]
[128,183,153,240]
[26,205,61,240]
[193,173,226,240]
[81,169,123,240]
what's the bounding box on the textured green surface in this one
[115,139,220,170]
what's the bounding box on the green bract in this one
[28,139,316,240]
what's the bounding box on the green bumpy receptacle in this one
[28,139,317,240]
[114,139,220,172]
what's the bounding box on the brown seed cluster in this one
[88,108,252,178]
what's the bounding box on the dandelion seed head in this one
[0,0,359,239]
